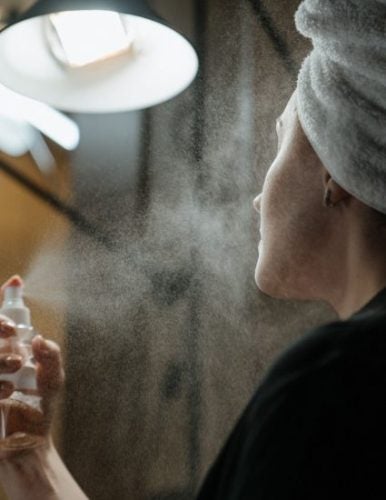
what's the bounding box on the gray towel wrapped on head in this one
[295,0,386,214]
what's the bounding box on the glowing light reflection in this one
[48,11,133,68]
[0,83,80,159]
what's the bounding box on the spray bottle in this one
[0,276,41,414]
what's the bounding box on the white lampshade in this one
[0,1,199,113]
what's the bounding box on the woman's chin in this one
[255,258,287,299]
[255,274,285,299]
[255,259,272,294]
[255,270,273,296]
[255,258,312,301]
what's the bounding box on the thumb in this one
[32,336,64,396]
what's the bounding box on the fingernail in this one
[0,319,14,326]
[0,355,22,370]
[37,336,51,355]
[0,320,15,334]
[5,355,22,366]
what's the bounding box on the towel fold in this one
[295,0,386,214]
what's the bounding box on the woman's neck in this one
[332,224,386,319]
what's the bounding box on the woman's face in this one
[254,92,331,301]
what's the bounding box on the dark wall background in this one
[62,1,335,499]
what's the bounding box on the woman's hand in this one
[0,280,87,499]
[0,299,64,460]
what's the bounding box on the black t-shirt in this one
[197,288,386,499]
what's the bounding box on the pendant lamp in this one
[0,0,199,113]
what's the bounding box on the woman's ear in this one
[323,168,350,206]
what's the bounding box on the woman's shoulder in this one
[264,303,386,390]
[239,306,386,450]
[198,302,386,500]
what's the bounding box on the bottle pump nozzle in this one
[0,275,31,327]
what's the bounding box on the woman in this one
[1,0,386,498]
[197,92,386,499]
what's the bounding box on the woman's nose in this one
[253,194,262,213]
